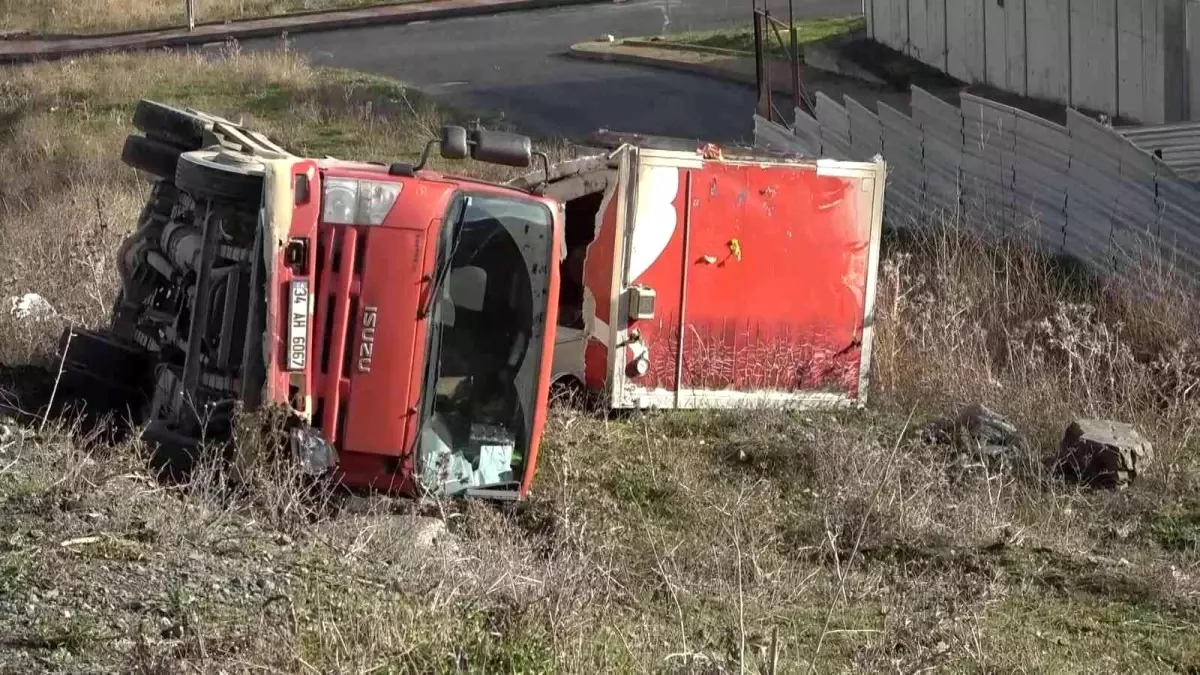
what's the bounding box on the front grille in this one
[311,225,366,443]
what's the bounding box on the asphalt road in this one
[244,0,860,143]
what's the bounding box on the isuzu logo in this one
[358,306,378,373]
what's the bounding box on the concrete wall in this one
[864,0,1192,124]
[753,92,1200,283]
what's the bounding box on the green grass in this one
[663,14,866,57]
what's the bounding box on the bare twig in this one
[41,327,72,433]
[809,407,916,671]
[769,625,780,675]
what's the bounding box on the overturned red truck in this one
[58,102,885,501]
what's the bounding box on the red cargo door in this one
[613,149,884,408]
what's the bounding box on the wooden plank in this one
[1190,1,1200,120]
[893,0,910,53]
[1026,0,1070,104]
[1163,0,1188,122]
[926,0,947,71]
[870,0,890,45]
[946,0,985,82]
[908,0,929,61]
[1070,0,1118,113]
[1142,0,1165,123]
[1005,0,1028,96]
[984,0,1007,89]
[1117,0,1147,121]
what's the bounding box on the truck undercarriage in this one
[61,103,323,473]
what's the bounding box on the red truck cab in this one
[60,104,561,501]
[263,150,563,499]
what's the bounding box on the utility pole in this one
[186,0,196,30]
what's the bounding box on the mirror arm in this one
[413,139,441,172]
[533,151,550,191]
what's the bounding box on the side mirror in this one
[440,125,469,160]
[470,129,532,168]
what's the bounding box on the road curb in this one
[568,41,889,90]
[619,39,748,57]
[566,43,758,89]
[0,0,609,64]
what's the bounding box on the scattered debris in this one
[59,536,102,548]
[402,517,453,552]
[0,418,34,448]
[923,403,1026,472]
[698,142,723,159]
[1052,419,1153,489]
[9,293,55,320]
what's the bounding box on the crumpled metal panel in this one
[754,114,817,156]
[815,92,851,158]
[793,107,824,153]
[846,96,883,162]
[1118,121,1200,180]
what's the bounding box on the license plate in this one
[288,279,309,370]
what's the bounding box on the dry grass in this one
[0,41,509,368]
[1,0,406,35]
[0,47,1198,672]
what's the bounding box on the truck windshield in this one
[416,192,553,496]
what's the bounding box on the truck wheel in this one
[133,100,207,151]
[175,152,264,209]
[121,135,183,181]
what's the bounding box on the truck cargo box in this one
[549,138,886,409]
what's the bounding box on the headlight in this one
[321,178,402,225]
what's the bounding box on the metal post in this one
[789,0,800,116]
[186,0,196,31]
[674,171,693,407]
[179,204,220,425]
[754,9,772,120]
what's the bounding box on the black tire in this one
[175,154,264,208]
[133,100,207,151]
[122,135,183,180]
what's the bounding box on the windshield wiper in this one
[419,201,467,320]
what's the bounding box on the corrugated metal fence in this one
[864,0,1191,125]
[754,89,1200,281]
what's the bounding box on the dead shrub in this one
[872,217,1200,474]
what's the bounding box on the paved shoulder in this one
[251,0,861,141]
